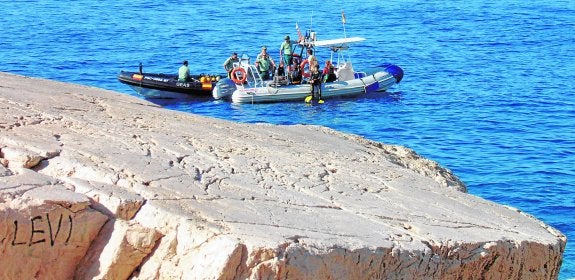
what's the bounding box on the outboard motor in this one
[381,63,404,83]
[212,78,237,100]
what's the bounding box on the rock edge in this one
[0,72,566,279]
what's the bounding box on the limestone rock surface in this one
[0,169,108,279]
[0,72,566,279]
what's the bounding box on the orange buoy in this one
[300,59,310,78]
[230,67,247,84]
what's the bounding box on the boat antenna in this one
[310,11,313,33]
[341,9,347,39]
[307,11,314,49]
[340,9,353,64]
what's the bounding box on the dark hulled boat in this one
[118,69,223,99]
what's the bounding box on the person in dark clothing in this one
[290,62,302,84]
[322,60,337,82]
[310,68,322,101]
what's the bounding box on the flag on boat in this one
[341,10,346,24]
[296,22,303,41]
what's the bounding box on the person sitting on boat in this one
[322,60,337,83]
[270,60,288,86]
[277,61,285,77]
[279,35,294,69]
[223,52,239,78]
[255,46,276,80]
[290,60,302,84]
[178,60,190,82]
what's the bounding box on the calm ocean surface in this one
[2,0,574,277]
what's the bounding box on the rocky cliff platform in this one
[0,72,566,279]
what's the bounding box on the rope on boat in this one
[359,77,367,93]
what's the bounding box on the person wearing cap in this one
[279,35,294,69]
[255,46,276,80]
[223,52,239,78]
[178,60,190,82]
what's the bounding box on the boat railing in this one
[354,72,367,79]
[245,65,265,88]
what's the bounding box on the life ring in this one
[231,67,247,84]
[300,59,310,78]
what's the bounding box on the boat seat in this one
[336,62,355,81]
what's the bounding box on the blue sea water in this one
[2,0,574,278]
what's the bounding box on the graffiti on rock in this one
[8,213,73,247]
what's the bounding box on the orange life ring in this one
[231,67,247,84]
[300,59,310,78]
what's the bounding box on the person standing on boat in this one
[307,49,322,101]
[223,52,239,78]
[255,46,276,80]
[307,48,319,74]
[280,35,294,70]
[178,60,190,82]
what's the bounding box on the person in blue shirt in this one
[178,60,190,82]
